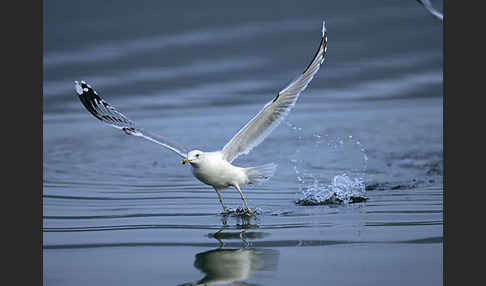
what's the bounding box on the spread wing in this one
[220,20,328,163]
[75,80,189,158]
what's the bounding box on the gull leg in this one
[214,187,228,213]
[234,185,253,214]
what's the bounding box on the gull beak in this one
[181,158,192,165]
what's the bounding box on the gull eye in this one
[196,154,200,158]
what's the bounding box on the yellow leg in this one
[214,188,227,212]
[234,185,253,213]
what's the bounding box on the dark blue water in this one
[43,1,443,285]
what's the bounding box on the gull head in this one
[182,150,205,165]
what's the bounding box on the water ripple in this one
[43,236,443,250]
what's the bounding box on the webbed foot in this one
[220,208,231,215]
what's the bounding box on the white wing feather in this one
[75,80,189,158]
[221,20,328,163]
[417,0,443,21]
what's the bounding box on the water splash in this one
[284,120,369,175]
[222,207,264,217]
[284,120,369,205]
[295,173,368,205]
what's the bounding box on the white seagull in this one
[75,20,328,214]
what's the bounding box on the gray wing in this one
[416,0,443,21]
[75,80,188,158]
[221,20,328,163]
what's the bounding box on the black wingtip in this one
[74,80,104,121]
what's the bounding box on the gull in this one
[75,20,328,214]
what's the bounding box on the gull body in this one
[186,151,248,189]
[182,150,277,212]
[74,21,328,213]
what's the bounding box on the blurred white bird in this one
[416,0,443,21]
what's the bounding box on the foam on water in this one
[283,120,369,205]
[295,173,367,205]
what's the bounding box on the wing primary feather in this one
[74,81,188,158]
[221,20,328,163]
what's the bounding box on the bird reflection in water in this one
[179,225,279,286]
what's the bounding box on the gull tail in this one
[245,163,278,184]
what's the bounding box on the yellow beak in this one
[181,158,192,165]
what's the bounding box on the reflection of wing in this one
[416,0,443,21]
[75,81,188,158]
[221,21,328,163]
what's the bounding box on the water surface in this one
[43,1,443,285]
